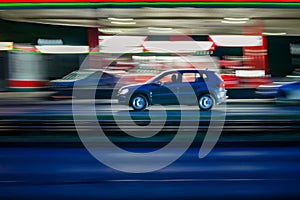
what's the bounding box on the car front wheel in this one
[198,94,214,111]
[130,94,148,111]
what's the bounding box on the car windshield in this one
[62,70,96,80]
[146,71,167,83]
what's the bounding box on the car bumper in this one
[216,96,227,104]
[216,90,227,104]
[117,94,130,105]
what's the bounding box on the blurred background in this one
[0,1,300,199]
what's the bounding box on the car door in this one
[150,72,180,105]
[177,72,206,105]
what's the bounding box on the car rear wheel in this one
[198,94,214,111]
[130,94,148,111]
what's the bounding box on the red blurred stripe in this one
[8,80,47,88]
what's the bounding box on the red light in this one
[217,83,225,88]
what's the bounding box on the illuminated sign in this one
[290,44,300,55]
[36,45,89,54]
[0,42,13,50]
[37,38,63,45]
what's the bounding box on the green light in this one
[0,2,300,8]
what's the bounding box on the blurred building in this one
[0,1,300,90]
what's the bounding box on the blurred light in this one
[36,45,89,54]
[37,38,63,45]
[286,75,300,79]
[132,55,156,61]
[100,47,143,53]
[143,41,213,53]
[99,35,146,53]
[259,84,282,88]
[132,55,215,65]
[224,17,249,21]
[148,27,173,34]
[0,42,13,50]
[236,70,265,77]
[262,32,287,36]
[108,17,134,21]
[119,88,129,95]
[221,20,247,24]
[209,35,263,47]
[116,61,139,66]
[98,28,123,34]
[99,36,146,47]
[148,27,173,31]
[290,44,300,55]
[244,49,267,56]
[13,44,36,52]
[110,21,136,25]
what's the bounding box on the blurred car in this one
[49,69,120,89]
[256,74,300,103]
[118,69,227,111]
[49,69,120,99]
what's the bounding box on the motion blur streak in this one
[0,98,299,199]
[0,147,300,199]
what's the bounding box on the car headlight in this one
[119,88,129,95]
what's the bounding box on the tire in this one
[198,94,214,111]
[130,94,148,111]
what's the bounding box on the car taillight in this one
[217,83,225,88]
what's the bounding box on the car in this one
[49,69,120,99]
[256,73,300,103]
[117,69,227,111]
[49,69,120,89]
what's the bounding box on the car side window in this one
[201,73,208,80]
[159,72,179,84]
[195,73,208,82]
[182,72,204,83]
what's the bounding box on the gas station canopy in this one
[0,1,300,35]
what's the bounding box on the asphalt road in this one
[0,99,299,199]
[0,99,299,119]
[0,99,298,142]
[0,146,300,199]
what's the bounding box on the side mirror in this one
[152,81,162,86]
